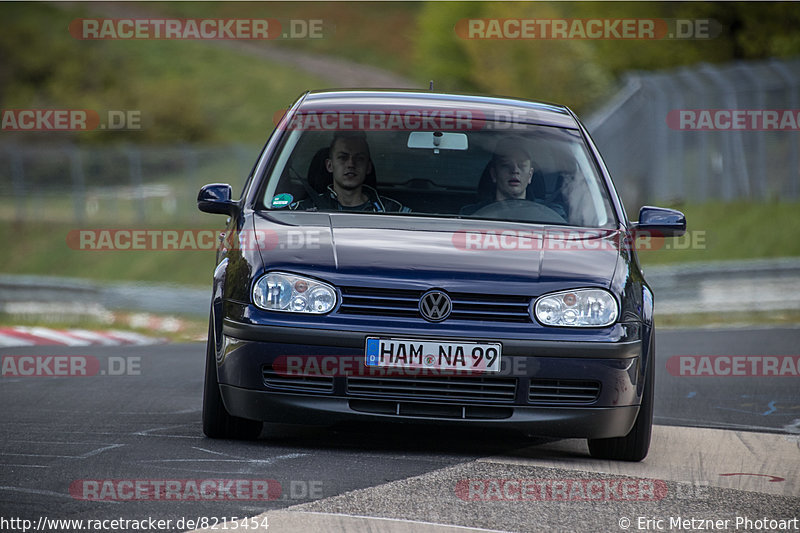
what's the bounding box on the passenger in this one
[292,132,409,213]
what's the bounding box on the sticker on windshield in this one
[271,193,293,208]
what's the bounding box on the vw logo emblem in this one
[419,290,452,322]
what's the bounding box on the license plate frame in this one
[365,337,502,373]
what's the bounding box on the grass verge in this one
[2,2,330,145]
[636,200,800,265]
[1,221,216,287]
[3,201,798,287]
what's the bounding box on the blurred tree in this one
[0,4,119,107]
[415,1,483,92]
[678,2,800,59]
[417,2,615,111]
[415,1,800,113]
[0,3,215,144]
[4,2,799,143]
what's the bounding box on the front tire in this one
[587,335,654,461]
[202,319,262,439]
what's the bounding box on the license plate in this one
[365,337,502,372]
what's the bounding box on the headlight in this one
[533,288,618,327]
[253,272,337,314]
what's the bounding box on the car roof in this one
[298,89,580,129]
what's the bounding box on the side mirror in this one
[198,183,238,215]
[632,206,686,237]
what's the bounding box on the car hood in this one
[252,212,621,290]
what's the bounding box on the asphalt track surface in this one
[1,328,798,532]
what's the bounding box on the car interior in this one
[261,127,614,227]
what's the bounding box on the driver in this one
[460,140,535,215]
[460,140,567,220]
[292,131,409,213]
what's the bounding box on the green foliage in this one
[414,1,800,113]
[416,2,615,111]
[415,2,483,92]
[677,2,800,59]
[155,1,422,75]
[0,221,217,287]
[3,2,799,143]
[637,200,800,265]
[1,202,797,286]
[0,2,327,144]
[0,4,122,107]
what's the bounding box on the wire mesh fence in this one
[586,57,800,212]
[0,143,258,224]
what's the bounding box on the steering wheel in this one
[472,199,567,224]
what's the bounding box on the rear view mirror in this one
[407,131,468,151]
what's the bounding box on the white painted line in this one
[76,443,125,459]
[191,447,230,456]
[0,332,35,347]
[102,330,161,345]
[0,327,164,346]
[6,440,117,445]
[134,425,184,436]
[61,329,119,346]
[142,452,307,464]
[17,327,91,346]
[53,329,116,345]
[0,452,80,459]
[0,442,124,460]
[656,415,789,433]
[0,485,88,501]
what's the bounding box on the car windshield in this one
[258,117,617,228]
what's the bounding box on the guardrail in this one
[0,275,210,318]
[643,257,800,314]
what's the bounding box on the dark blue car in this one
[198,90,685,461]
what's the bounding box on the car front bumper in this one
[216,320,646,439]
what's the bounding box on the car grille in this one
[339,287,531,323]
[349,400,513,420]
[262,366,600,406]
[262,368,334,393]
[528,379,601,403]
[346,375,518,403]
